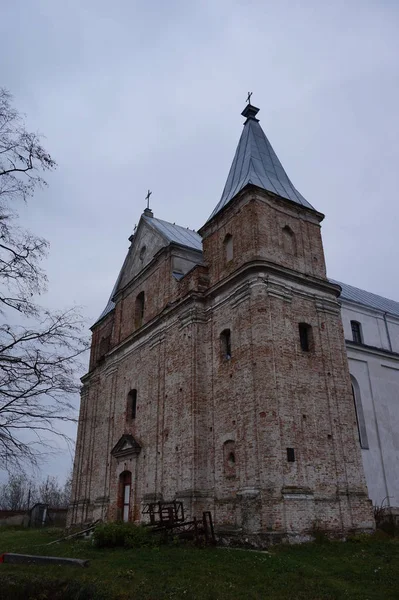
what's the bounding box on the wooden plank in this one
[0,553,89,567]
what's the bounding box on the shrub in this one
[311,521,330,544]
[93,522,160,549]
[374,498,398,537]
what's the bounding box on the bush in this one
[374,498,398,537]
[93,522,160,549]
[311,521,330,545]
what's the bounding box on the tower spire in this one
[207,101,315,222]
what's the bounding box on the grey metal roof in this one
[332,279,399,318]
[144,216,203,251]
[208,104,315,222]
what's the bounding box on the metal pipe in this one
[383,312,393,352]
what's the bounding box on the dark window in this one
[287,448,295,462]
[351,321,363,344]
[351,378,369,449]
[135,292,145,328]
[298,323,312,352]
[127,389,137,420]
[220,329,232,360]
[223,234,233,263]
[98,335,110,361]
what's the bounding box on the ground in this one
[0,528,398,599]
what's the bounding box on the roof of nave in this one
[332,279,399,318]
[143,215,202,251]
[206,102,315,223]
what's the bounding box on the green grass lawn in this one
[0,528,398,599]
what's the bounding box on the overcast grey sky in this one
[1,0,398,479]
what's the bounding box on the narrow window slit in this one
[220,329,232,360]
[298,323,313,352]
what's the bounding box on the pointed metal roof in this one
[207,103,315,221]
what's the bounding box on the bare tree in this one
[61,468,73,507]
[0,473,38,510]
[39,475,64,508]
[0,88,88,471]
[0,471,72,510]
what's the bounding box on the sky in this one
[1,0,398,481]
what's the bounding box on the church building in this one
[338,283,399,515]
[68,101,377,541]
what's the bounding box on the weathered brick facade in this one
[68,107,374,542]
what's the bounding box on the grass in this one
[0,527,398,599]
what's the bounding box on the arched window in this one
[119,471,132,522]
[220,329,232,360]
[282,225,297,256]
[351,376,369,449]
[298,322,313,352]
[351,321,363,344]
[135,291,145,328]
[223,440,236,477]
[127,389,137,420]
[223,234,233,263]
[139,245,146,262]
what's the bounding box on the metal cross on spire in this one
[246,91,253,105]
[145,189,152,209]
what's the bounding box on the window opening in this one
[135,291,145,328]
[223,440,236,476]
[351,321,363,344]
[223,234,233,263]
[98,335,110,361]
[298,323,312,352]
[220,329,232,360]
[282,225,297,256]
[127,389,137,420]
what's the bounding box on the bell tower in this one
[198,100,374,539]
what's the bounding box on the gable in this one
[111,434,142,458]
[93,214,203,327]
[118,218,168,292]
